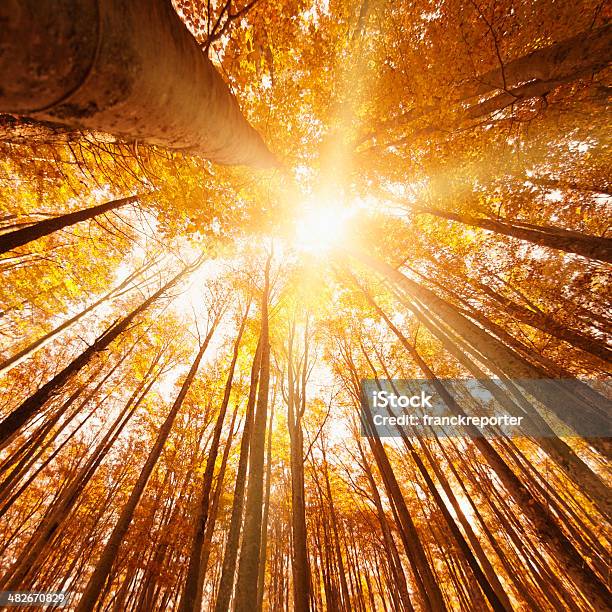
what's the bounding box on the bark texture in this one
[0,0,277,167]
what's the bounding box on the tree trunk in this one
[0,114,82,144]
[356,24,612,147]
[0,0,276,167]
[0,195,138,255]
[467,276,611,362]
[366,346,512,611]
[180,304,250,612]
[409,295,612,518]
[198,404,240,593]
[0,257,201,448]
[361,283,612,610]
[320,446,352,611]
[374,278,612,519]
[420,441,513,611]
[359,398,447,611]
[234,253,272,610]
[356,439,414,612]
[415,205,612,264]
[213,341,262,612]
[285,318,312,612]
[528,175,611,196]
[0,258,155,376]
[350,249,610,436]
[75,325,217,612]
[463,24,612,98]
[256,402,275,610]
[0,351,163,591]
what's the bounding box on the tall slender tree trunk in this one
[234,253,272,610]
[349,249,610,436]
[371,271,611,516]
[75,323,217,611]
[0,258,202,448]
[0,257,156,376]
[214,341,262,612]
[0,0,276,167]
[355,24,612,147]
[180,303,250,612]
[285,317,312,612]
[256,402,275,610]
[359,399,446,611]
[411,263,610,415]
[355,438,414,612]
[320,446,351,611]
[361,283,612,610]
[0,350,163,591]
[0,195,138,255]
[399,293,612,519]
[461,274,612,361]
[361,349,509,611]
[198,404,240,591]
[414,205,612,264]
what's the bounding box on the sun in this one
[294,202,353,253]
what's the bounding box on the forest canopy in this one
[0,0,610,611]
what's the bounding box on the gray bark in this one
[0,0,276,167]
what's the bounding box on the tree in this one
[180,301,250,612]
[234,253,272,610]
[281,314,311,612]
[0,195,140,256]
[75,317,220,612]
[0,0,276,167]
[0,257,202,448]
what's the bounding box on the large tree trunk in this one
[0,115,82,145]
[415,205,612,264]
[0,0,276,168]
[459,23,612,101]
[460,24,612,116]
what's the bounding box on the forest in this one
[0,0,610,610]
